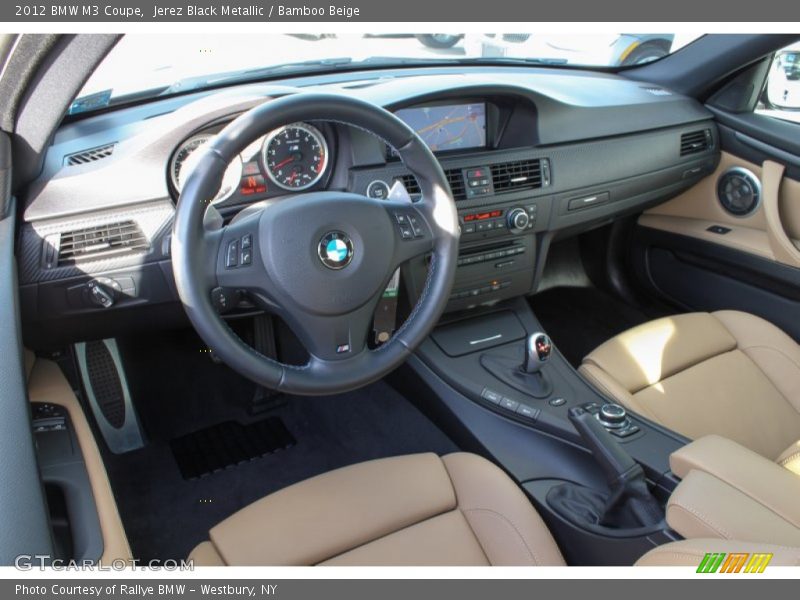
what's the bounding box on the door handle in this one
[763,160,800,268]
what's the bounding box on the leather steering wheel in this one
[171,93,460,395]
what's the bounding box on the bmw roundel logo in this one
[318,231,354,270]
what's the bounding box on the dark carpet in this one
[100,329,458,560]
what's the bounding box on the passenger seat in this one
[579,310,800,469]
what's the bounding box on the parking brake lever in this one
[567,407,662,528]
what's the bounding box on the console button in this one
[500,397,519,412]
[609,425,640,438]
[481,388,503,404]
[516,404,539,420]
[549,397,567,407]
[463,223,476,234]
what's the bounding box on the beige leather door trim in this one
[640,151,800,264]
[27,353,132,563]
[763,160,800,268]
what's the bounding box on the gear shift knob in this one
[523,332,552,374]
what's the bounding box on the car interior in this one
[3,32,800,567]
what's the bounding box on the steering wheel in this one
[171,93,460,395]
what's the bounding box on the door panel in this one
[639,150,800,263]
[632,116,800,341]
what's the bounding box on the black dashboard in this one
[17,66,720,349]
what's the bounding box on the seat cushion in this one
[636,539,800,567]
[579,311,800,461]
[188,452,564,566]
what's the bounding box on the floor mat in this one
[530,286,669,367]
[170,417,296,480]
[99,329,459,560]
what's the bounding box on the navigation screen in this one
[394,103,487,153]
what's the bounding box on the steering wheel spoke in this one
[281,298,379,362]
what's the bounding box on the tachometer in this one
[170,134,243,203]
[262,123,328,191]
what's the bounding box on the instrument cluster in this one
[168,121,332,205]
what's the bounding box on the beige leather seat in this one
[189,452,566,566]
[187,450,800,566]
[579,310,800,467]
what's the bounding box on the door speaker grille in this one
[717,167,761,217]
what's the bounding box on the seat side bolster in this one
[441,453,565,566]
[713,310,800,415]
[188,541,226,566]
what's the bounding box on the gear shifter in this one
[523,332,552,374]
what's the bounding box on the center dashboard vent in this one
[491,159,545,192]
[680,129,713,156]
[397,167,467,201]
[396,158,546,202]
[54,220,149,266]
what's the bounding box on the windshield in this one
[73,33,703,114]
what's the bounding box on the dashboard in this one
[16,66,720,349]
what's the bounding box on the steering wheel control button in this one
[211,287,235,313]
[408,215,425,237]
[240,248,252,266]
[241,234,252,250]
[481,388,503,404]
[226,240,239,268]
[366,180,391,200]
[318,231,354,270]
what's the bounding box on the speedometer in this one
[170,134,243,203]
[262,123,328,191]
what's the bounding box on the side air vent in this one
[680,130,712,156]
[64,143,116,166]
[397,167,467,201]
[492,159,545,193]
[55,220,149,266]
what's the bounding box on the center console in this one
[391,297,690,565]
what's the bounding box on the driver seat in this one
[188,452,566,566]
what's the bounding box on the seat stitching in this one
[667,503,733,540]
[461,507,541,566]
